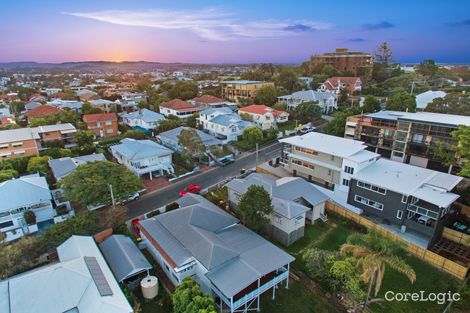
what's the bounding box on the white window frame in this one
[344,166,354,174]
[401,195,408,204]
[356,180,386,195]
[354,195,384,211]
[397,210,403,219]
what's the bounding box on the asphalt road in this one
[126,141,282,219]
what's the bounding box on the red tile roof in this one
[191,95,225,104]
[238,104,288,117]
[83,113,117,123]
[160,99,201,111]
[80,93,100,101]
[25,105,63,119]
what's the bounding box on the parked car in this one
[300,126,315,134]
[220,158,234,166]
[179,184,202,197]
[117,192,140,204]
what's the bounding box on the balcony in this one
[404,214,436,237]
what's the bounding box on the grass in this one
[281,215,464,313]
[135,281,173,313]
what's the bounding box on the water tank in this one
[141,276,158,299]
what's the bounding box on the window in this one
[354,195,383,211]
[294,146,318,156]
[401,195,408,204]
[344,166,354,174]
[105,121,112,125]
[0,220,14,228]
[342,179,350,186]
[327,169,332,176]
[330,155,335,161]
[397,210,403,219]
[291,158,315,170]
[0,144,9,149]
[274,214,283,224]
[412,134,424,143]
[106,129,113,134]
[357,181,386,195]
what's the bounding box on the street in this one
[126,141,282,219]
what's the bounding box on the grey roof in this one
[0,174,52,212]
[140,193,294,298]
[48,153,106,180]
[278,90,336,101]
[89,99,115,106]
[99,235,152,282]
[226,173,329,219]
[158,126,222,147]
[122,109,165,123]
[222,80,265,84]
[210,113,252,128]
[366,110,470,126]
[25,102,41,110]
[110,138,173,161]
[0,127,39,143]
[200,107,233,116]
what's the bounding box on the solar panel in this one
[84,256,114,296]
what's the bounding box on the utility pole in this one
[255,143,259,166]
[109,184,116,210]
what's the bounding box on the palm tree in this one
[340,230,416,311]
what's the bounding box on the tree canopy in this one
[60,160,143,207]
[385,91,416,112]
[242,126,263,146]
[178,128,206,157]
[168,81,198,100]
[295,102,322,123]
[76,130,95,146]
[172,277,216,313]
[27,156,50,178]
[425,94,470,116]
[236,185,273,232]
[254,85,278,106]
[361,96,381,113]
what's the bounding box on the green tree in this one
[275,68,300,93]
[124,129,145,139]
[375,42,393,65]
[27,156,50,177]
[416,59,438,78]
[340,231,416,310]
[324,107,361,137]
[178,128,206,157]
[385,91,416,112]
[0,236,41,279]
[240,112,252,122]
[425,94,470,116]
[236,185,273,232]
[82,102,103,114]
[157,119,182,132]
[76,130,95,146]
[172,277,216,313]
[254,85,278,106]
[60,161,143,207]
[185,113,199,128]
[169,81,198,100]
[0,169,18,182]
[452,125,470,177]
[295,102,322,123]
[242,126,263,146]
[361,96,381,113]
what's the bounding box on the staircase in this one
[320,213,328,222]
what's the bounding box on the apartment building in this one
[348,158,462,247]
[279,132,379,191]
[238,104,289,130]
[0,124,77,159]
[220,80,274,103]
[344,111,470,172]
[309,48,374,75]
[83,113,118,138]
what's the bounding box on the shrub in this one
[165,202,179,212]
[24,211,37,225]
[147,210,161,218]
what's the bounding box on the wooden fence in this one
[442,227,470,246]
[456,202,470,217]
[325,201,469,281]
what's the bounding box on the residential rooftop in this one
[365,110,470,126]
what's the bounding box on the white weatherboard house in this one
[280,132,380,192]
[277,90,337,113]
[122,108,165,130]
[0,236,133,313]
[137,193,294,313]
[198,108,253,143]
[157,126,222,153]
[226,173,329,246]
[0,174,54,242]
[110,138,174,180]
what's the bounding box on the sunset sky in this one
[1,0,469,64]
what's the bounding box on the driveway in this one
[126,141,282,219]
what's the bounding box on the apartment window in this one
[397,210,403,219]
[106,129,113,134]
[0,220,14,228]
[357,181,386,195]
[0,144,8,149]
[344,166,354,174]
[342,179,350,186]
[105,121,112,125]
[294,146,318,156]
[412,134,424,143]
[292,158,315,170]
[327,169,332,176]
[354,195,384,211]
[401,195,408,204]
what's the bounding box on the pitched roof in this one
[2,236,133,313]
[191,95,225,104]
[0,127,40,143]
[25,105,63,119]
[83,113,117,123]
[278,90,336,101]
[415,90,447,109]
[210,113,252,128]
[110,138,173,161]
[25,102,42,110]
[0,174,51,212]
[48,153,106,180]
[226,173,328,218]
[158,126,222,147]
[238,104,288,117]
[122,109,165,123]
[139,194,294,298]
[160,99,201,112]
[99,235,152,283]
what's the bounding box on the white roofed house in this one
[110,138,174,180]
[136,193,294,313]
[122,108,165,131]
[198,107,253,143]
[0,174,54,242]
[415,90,447,111]
[279,132,380,192]
[48,153,106,181]
[347,159,463,248]
[0,236,133,313]
[277,90,337,113]
[157,126,223,154]
[226,173,329,246]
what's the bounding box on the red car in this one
[179,184,201,197]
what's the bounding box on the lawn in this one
[276,120,297,133]
[283,214,465,313]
